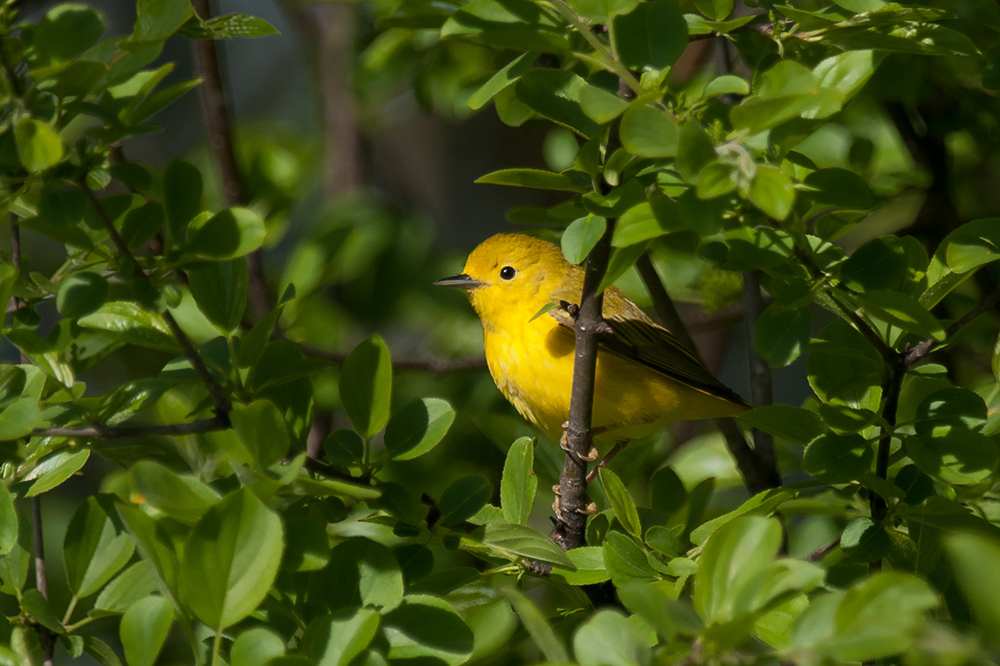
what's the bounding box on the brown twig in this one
[30,417,229,440]
[636,252,779,494]
[550,221,615,551]
[191,0,271,322]
[298,343,486,375]
[743,270,777,477]
[80,184,232,417]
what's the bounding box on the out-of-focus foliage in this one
[2,0,1000,664]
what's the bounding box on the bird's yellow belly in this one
[484,318,744,442]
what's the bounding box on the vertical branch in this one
[317,4,362,196]
[190,0,271,321]
[636,253,779,494]
[742,270,776,475]
[10,220,54,666]
[550,223,615,551]
[869,361,904,572]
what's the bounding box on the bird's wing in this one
[548,302,750,407]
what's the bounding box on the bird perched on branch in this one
[435,233,749,485]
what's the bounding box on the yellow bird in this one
[435,233,749,456]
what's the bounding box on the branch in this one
[80,185,232,417]
[31,417,229,440]
[687,19,793,42]
[869,360,903,573]
[636,253,779,494]
[298,343,486,375]
[190,0,271,322]
[904,285,1000,367]
[742,270,777,477]
[550,221,616,551]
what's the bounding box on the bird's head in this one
[435,233,570,327]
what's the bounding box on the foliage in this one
[2,0,1000,665]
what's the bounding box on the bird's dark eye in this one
[500,266,516,280]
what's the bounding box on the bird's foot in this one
[560,422,599,462]
[552,484,597,518]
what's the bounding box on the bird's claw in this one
[578,501,598,516]
[560,422,599,462]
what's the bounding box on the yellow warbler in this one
[436,234,749,447]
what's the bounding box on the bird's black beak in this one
[433,274,484,289]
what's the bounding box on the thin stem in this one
[635,252,779,494]
[550,220,616,551]
[79,184,232,417]
[743,270,777,476]
[869,361,904,573]
[191,0,271,321]
[61,595,79,626]
[544,0,644,97]
[211,629,222,666]
[32,497,55,666]
[31,417,230,440]
[298,342,486,375]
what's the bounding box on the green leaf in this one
[500,437,536,525]
[78,301,180,352]
[14,117,64,172]
[840,517,890,563]
[791,573,938,661]
[64,496,135,598]
[185,208,267,260]
[603,531,657,585]
[303,609,380,666]
[549,547,610,585]
[620,107,679,157]
[612,1,688,70]
[21,588,63,634]
[231,627,286,666]
[182,13,280,39]
[475,168,587,192]
[579,83,630,124]
[339,334,392,439]
[475,522,574,569]
[904,431,998,487]
[324,539,402,610]
[120,596,173,666]
[94,562,158,613]
[439,475,492,526]
[501,588,570,662]
[120,201,165,249]
[696,161,738,198]
[0,485,15,556]
[187,259,248,333]
[739,405,824,445]
[514,69,601,138]
[230,399,291,468]
[381,595,474,665]
[944,532,1000,647]
[130,460,220,523]
[30,4,106,73]
[802,433,873,484]
[802,168,874,210]
[747,165,795,220]
[441,0,570,52]
[133,0,194,42]
[24,449,90,497]
[179,488,283,630]
[468,52,537,110]
[807,319,882,409]
[943,217,1000,274]
[581,178,645,217]
[851,289,944,340]
[754,303,811,368]
[599,469,641,538]
[562,216,607,264]
[694,515,782,623]
[383,397,456,461]
[116,505,181,604]
[704,74,749,98]
[676,121,717,184]
[694,0,734,21]
[163,159,202,241]
[574,609,652,666]
[612,197,682,247]
[0,396,41,441]
[567,0,641,22]
[619,581,704,639]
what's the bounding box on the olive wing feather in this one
[548,302,749,407]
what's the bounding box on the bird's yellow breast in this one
[483,313,744,442]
